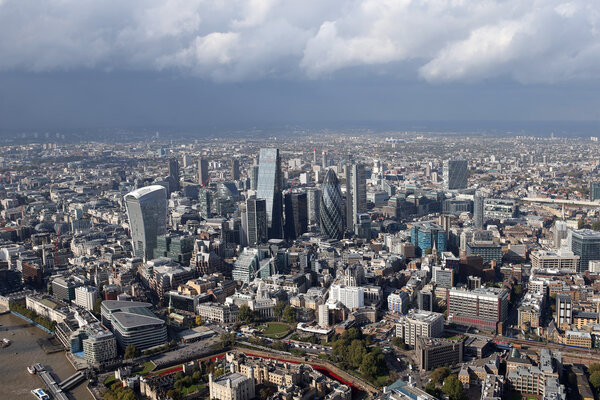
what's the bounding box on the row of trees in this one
[238,302,298,324]
[425,367,465,400]
[10,302,56,331]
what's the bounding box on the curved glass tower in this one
[124,185,168,260]
[256,148,283,239]
[320,169,344,240]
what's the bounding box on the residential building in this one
[329,284,364,310]
[395,310,445,346]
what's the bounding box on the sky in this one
[1,0,600,133]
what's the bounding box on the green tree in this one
[238,305,255,323]
[349,340,367,368]
[93,298,103,314]
[282,305,297,323]
[123,344,139,359]
[425,381,439,397]
[589,363,600,374]
[513,285,523,296]
[590,371,600,389]
[578,219,585,229]
[431,367,451,385]
[219,333,236,348]
[392,336,407,350]
[273,301,286,319]
[592,221,600,231]
[442,375,465,400]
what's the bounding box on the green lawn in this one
[136,361,155,375]
[262,322,291,338]
[104,376,117,386]
[181,383,205,395]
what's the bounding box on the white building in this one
[209,371,255,400]
[74,285,98,310]
[395,310,445,346]
[328,284,364,310]
[318,304,329,328]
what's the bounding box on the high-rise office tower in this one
[306,188,321,227]
[322,151,328,168]
[124,185,167,260]
[256,148,283,239]
[569,229,600,272]
[313,148,317,164]
[231,159,240,181]
[591,182,600,201]
[320,169,344,240]
[443,160,468,190]
[345,164,353,231]
[197,158,209,186]
[474,192,484,229]
[198,188,212,219]
[246,198,267,246]
[350,163,367,224]
[168,158,180,192]
[250,165,260,190]
[284,192,308,241]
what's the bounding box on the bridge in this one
[59,371,86,390]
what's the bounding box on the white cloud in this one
[0,0,598,83]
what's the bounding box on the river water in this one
[0,313,92,399]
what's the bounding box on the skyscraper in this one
[284,192,308,241]
[344,164,353,231]
[322,151,328,168]
[168,158,180,192]
[569,229,600,272]
[474,192,484,229]
[350,163,367,225]
[320,169,344,240]
[256,148,283,239]
[231,159,240,181]
[591,182,600,201]
[246,198,267,246]
[306,187,321,227]
[443,160,468,190]
[197,158,209,186]
[250,165,260,190]
[124,185,167,260]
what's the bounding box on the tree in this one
[592,221,600,231]
[349,340,367,369]
[273,301,286,319]
[431,367,451,385]
[589,363,600,374]
[93,298,103,314]
[123,344,139,359]
[238,305,255,323]
[282,305,297,323]
[442,375,465,400]
[425,381,439,397]
[590,371,600,389]
[219,333,236,348]
[513,285,523,296]
[578,219,585,229]
[392,336,407,350]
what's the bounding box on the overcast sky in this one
[1,0,600,132]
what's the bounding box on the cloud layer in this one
[0,0,599,83]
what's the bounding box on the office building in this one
[209,371,255,400]
[101,300,167,350]
[232,248,261,284]
[168,158,180,192]
[52,277,81,302]
[569,229,600,272]
[395,310,445,346]
[231,159,240,180]
[197,302,239,323]
[443,160,468,190]
[320,169,344,240]
[74,285,98,310]
[80,323,118,365]
[124,185,168,260]
[447,287,509,333]
[410,221,446,255]
[474,192,484,228]
[245,198,267,246]
[249,165,260,191]
[466,241,503,264]
[197,158,209,186]
[416,337,463,371]
[329,284,364,310]
[22,262,43,289]
[483,198,517,220]
[591,182,600,201]
[432,266,454,289]
[530,249,579,270]
[306,188,321,226]
[322,151,328,168]
[349,163,367,224]
[256,148,283,239]
[556,293,572,329]
[284,192,308,241]
[418,290,433,312]
[388,291,409,314]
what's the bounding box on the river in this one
[0,313,92,399]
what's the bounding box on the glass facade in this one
[256,148,283,239]
[320,169,344,240]
[124,185,168,260]
[284,192,308,240]
[246,198,267,245]
[443,160,468,190]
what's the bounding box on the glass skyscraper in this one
[443,160,468,190]
[284,192,308,241]
[124,185,168,260]
[246,198,267,246]
[256,148,283,239]
[320,169,344,240]
[569,229,600,272]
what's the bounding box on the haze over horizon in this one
[1,0,600,133]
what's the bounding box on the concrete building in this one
[395,310,445,346]
[209,372,255,400]
[388,291,409,314]
[416,337,463,371]
[447,287,509,333]
[530,249,579,270]
[329,284,364,310]
[555,293,572,329]
[466,241,503,264]
[101,300,167,350]
[197,302,239,323]
[74,285,98,310]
